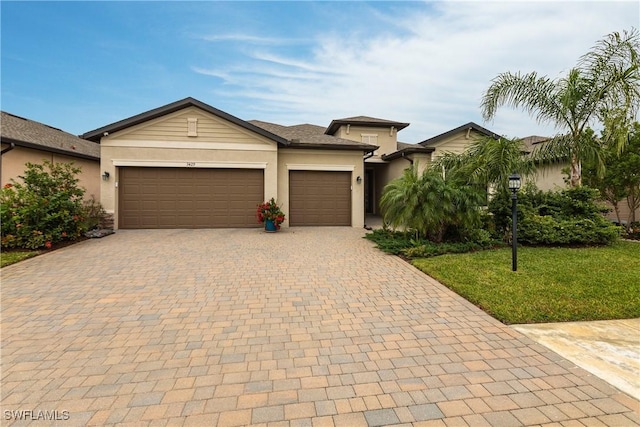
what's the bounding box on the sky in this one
[1,1,638,144]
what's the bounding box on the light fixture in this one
[102,171,110,181]
[508,173,522,192]
[508,172,521,271]
[356,176,362,184]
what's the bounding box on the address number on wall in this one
[186,162,196,167]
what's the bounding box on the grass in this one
[1,250,40,267]
[412,241,640,324]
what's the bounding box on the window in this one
[361,134,378,144]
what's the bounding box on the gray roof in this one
[418,122,499,147]
[82,97,290,146]
[520,135,550,153]
[325,116,410,135]
[382,141,434,161]
[1,111,99,160]
[249,120,378,152]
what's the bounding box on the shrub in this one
[364,229,504,258]
[518,215,620,245]
[488,184,621,246]
[1,161,89,249]
[81,196,107,231]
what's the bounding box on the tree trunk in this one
[628,193,639,224]
[612,202,622,225]
[570,153,581,187]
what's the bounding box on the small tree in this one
[380,165,484,242]
[1,161,88,249]
[583,122,640,224]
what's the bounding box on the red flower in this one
[44,241,52,249]
[3,183,12,189]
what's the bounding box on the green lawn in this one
[412,241,640,324]
[1,250,40,268]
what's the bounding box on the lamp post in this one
[508,173,521,271]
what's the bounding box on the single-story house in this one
[84,97,531,230]
[82,98,380,229]
[1,111,101,199]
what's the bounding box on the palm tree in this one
[380,165,484,242]
[481,29,640,187]
[433,135,536,196]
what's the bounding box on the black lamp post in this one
[508,173,521,271]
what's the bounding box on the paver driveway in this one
[1,228,638,427]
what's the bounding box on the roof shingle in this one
[1,111,99,160]
[325,116,410,135]
[249,120,377,151]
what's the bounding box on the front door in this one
[365,168,374,214]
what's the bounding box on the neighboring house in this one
[520,135,640,223]
[1,111,100,199]
[520,135,566,191]
[81,98,377,229]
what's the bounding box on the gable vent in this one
[187,118,198,137]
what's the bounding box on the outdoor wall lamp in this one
[102,171,110,181]
[356,176,362,184]
[508,172,522,271]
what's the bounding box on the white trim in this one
[286,163,355,171]
[112,160,268,169]
[102,139,276,151]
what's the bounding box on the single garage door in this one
[119,167,264,229]
[289,170,351,226]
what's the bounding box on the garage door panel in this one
[119,167,264,229]
[289,171,351,226]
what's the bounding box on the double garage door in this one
[118,167,352,228]
[119,167,264,229]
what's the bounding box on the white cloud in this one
[200,34,308,46]
[193,1,639,142]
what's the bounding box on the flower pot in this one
[265,219,278,232]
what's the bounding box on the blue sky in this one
[2,1,638,143]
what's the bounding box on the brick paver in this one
[1,228,639,426]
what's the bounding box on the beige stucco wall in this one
[99,107,279,229]
[428,131,478,160]
[1,145,100,200]
[335,125,397,156]
[606,198,639,224]
[277,148,365,228]
[529,162,566,191]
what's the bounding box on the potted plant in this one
[257,198,285,232]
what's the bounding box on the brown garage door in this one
[119,167,263,229]
[289,170,351,226]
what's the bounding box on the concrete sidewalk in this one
[513,319,640,401]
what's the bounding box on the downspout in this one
[1,143,16,182]
[401,151,413,165]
